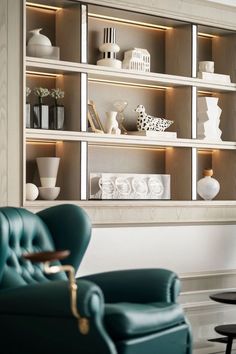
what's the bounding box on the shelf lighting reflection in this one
[88,13,171,31]
[26,140,62,145]
[198,149,218,154]
[26,2,61,11]
[198,32,218,38]
[26,71,62,78]
[88,78,169,91]
[90,144,166,152]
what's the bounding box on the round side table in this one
[210,292,236,354]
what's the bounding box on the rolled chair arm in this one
[81,268,180,304]
[0,279,104,319]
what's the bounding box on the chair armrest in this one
[81,268,180,304]
[0,279,104,318]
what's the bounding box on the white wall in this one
[78,224,236,276]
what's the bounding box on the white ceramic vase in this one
[27,28,53,57]
[36,157,60,188]
[105,111,121,134]
[197,97,222,141]
[197,169,220,200]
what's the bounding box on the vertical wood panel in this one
[7,0,22,206]
[0,0,8,206]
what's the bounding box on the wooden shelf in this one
[26,129,236,150]
[23,199,236,226]
[26,58,236,92]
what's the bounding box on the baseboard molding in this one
[179,270,236,354]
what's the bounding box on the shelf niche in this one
[198,25,236,82]
[26,0,82,63]
[88,4,192,77]
[88,80,192,139]
[26,140,81,201]
[197,149,236,201]
[26,72,81,131]
[88,145,192,201]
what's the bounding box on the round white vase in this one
[27,28,52,46]
[27,28,53,57]
[197,169,220,200]
[105,111,121,134]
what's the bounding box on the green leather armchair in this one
[0,205,192,354]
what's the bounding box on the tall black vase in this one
[26,103,31,128]
[33,104,49,129]
[49,105,64,130]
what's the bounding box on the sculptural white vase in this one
[197,169,220,200]
[27,28,53,57]
[105,111,121,135]
[36,157,60,188]
[197,97,222,141]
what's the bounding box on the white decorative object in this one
[197,97,222,141]
[198,71,231,83]
[97,28,122,69]
[198,60,231,83]
[113,100,128,134]
[27,28,60,59]
[26,183,39,201]
[105,111,121,135]
[128,131,177,139]
[122,48,150,72]
[197,169,220,200]
[90,173,170,200]
[36,157,60,188]
[199,61,214,73]
[39,187,60,200]
[135,105,173,132]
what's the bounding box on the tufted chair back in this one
[0,207,65,289]
[0,205,92,290]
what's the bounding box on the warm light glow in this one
[198,150,213,155]
[198,32,217,38]
[89,144,166,151]
[88,13,171,31]
[26,140,62,145]
[198,149,219,154]
[198,90,214,95]
[88,78,169,91]
[26,70,62,78]
[26,2,61,11]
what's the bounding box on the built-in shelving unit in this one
[23,0,236,224]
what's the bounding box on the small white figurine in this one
[123,48,150,72]
[105,111,121,135]
[134,105,173,132]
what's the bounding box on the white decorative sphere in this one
[26,183,39,201]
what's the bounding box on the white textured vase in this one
[27,28,53,57]
[27,28,52,46]
[36,157,60,188]
[197,97,222,141]
[105,111,121,134]
[197,169,220,200]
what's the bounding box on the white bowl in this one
[39,187,60,200]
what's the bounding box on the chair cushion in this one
[104,302,185,340]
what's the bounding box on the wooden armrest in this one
[22,250,70,263]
